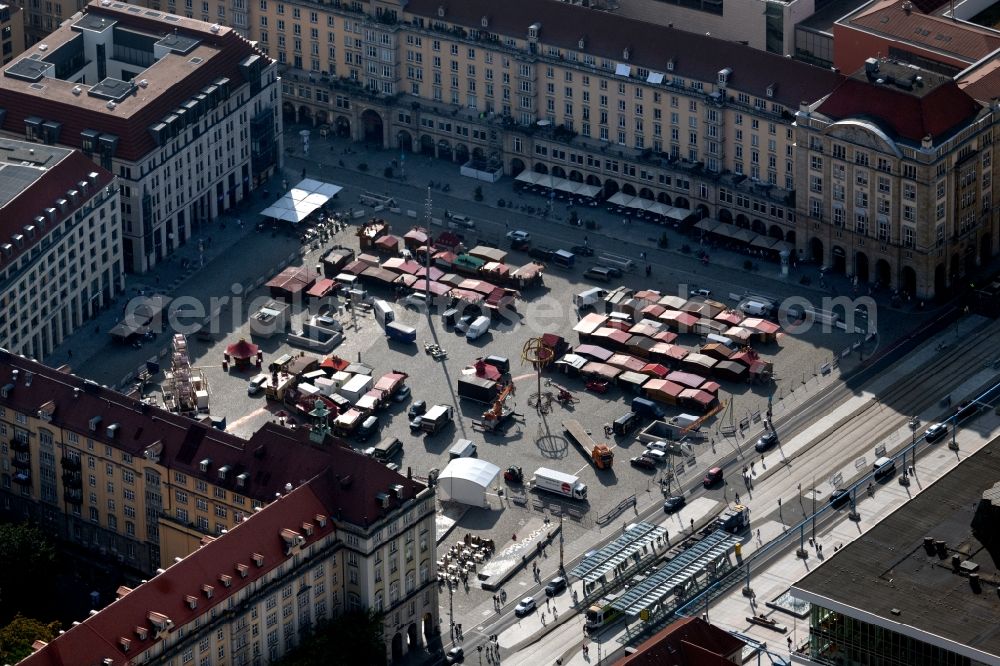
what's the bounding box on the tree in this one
[276,609,385,666]
[0,523,56,623]
[0,614,61,665]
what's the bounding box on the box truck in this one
[531,467,588,500]
[466,315,490,340]
[574,287,608,310]
[373,299,395,327]
[420,404,455,434]
[385,322,417,343]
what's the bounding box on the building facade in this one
[0,2,25,64]
[795,58,998,298]
[0,1,282,273]
[0,139,121,361]
[0,352,438,662]
[19,469,439,666]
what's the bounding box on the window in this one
[810,155,823,171]
[809,176,822,193]
[903,183,916,200]
[903,226,915,248]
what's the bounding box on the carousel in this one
[223,338,262,371]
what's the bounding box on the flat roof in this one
[794,434,1000,660]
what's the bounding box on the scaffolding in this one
[164,334,209,415]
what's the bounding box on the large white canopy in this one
[437,458,500,506]
[260,178,343,223]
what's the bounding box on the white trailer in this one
[531,467,588,500]
[338,374,373,404]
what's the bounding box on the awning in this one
[751,236,778,250]
[260,178,342,224]
[575,344,613,362]
[615,63,632,77]
[516,171,541,184]
[664,206,690,221]
[695,218,720,233]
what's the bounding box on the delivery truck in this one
[457,375,499,403]
[420,404,455,434]
[531,467,588,500]
[373,299,395,327]
[715,504,751,533]
[574,287,608,310]
[385,321,417,343]
[563,419,614,470]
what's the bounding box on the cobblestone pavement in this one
[47,126,941,636]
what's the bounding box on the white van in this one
[466,315,490,340]
[373,299,395,327]
[873,456,896,479]
[448,438,478,459]
[740,300,772,316]
[447,213,475,229]
[574,287,608,309]
[247,374,268,396]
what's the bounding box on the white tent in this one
[260,178,343,223]
[437,458,500,506]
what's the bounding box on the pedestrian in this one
[750,461,755,474]
[756,528,761,541]
[735,493,740,504]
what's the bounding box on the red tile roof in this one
[405,0,843,109]
[0,145,114,268]
[815,68,984,142]
[0,1,270,162]
[846,0,1000,63]
[19,470,347,666]
[0,351,424,525]
[618,616,744,666]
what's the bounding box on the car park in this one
[514,597,537,617]
[829,488,851,508]
[924,422,948,443]
[663,495,686,513]
[703,467,724,487]
[545,577,568,596]
[446,647,465,664]
[754,432,779,453]
[630,456,656,470]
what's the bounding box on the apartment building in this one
[0,0,282,273]
[254,0,841,247]
[0,2,25,64]
[0,138,122,361]
[795,58,997,299]
[20,468,439,666]
[0,352,439,663]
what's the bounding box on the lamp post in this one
[559,511,565,574]
[424,187,433,315]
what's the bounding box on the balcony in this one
[63,489,83,504]
[60,456,81,471]
[13,471,31,485]
[11,438,29,452]
[62,471,82,488]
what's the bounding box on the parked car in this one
[598,265,623,278]
[571,245,595,257]
[393,385,411,402]
[703,466,724,487]
[829,488,851,508]
[689,288,712,298]
[455,314,474,333]
[408,400,427,419]
[408,416,424,432]
[514,597,537,617]
[754,432,779,453]
[630,456,656,470]
[506,230,531,243]
[924,422,948,443]
[446,647,465,664]
[643,449,667,464]
[663,495,686,513]
[545,577,568,596]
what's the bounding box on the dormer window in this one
[528,23,540,40]
[667,59,675,71]
[622,47,631,61]
[718,68,731,86]
[578,36,586,50]
[766,84,775,98]
[199,458,211,472]
[437,5,444,17]
[481,15,488,27]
